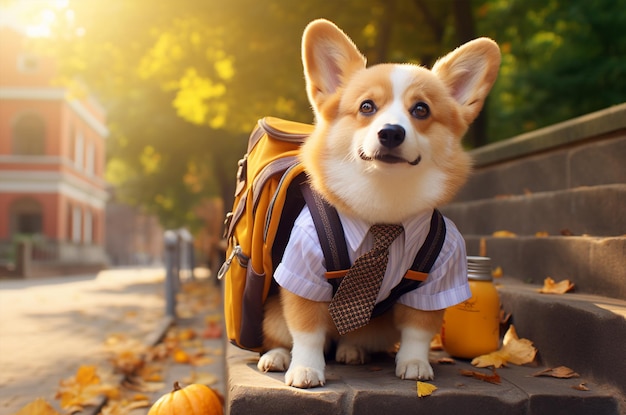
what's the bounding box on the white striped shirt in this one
[274,206,471,311]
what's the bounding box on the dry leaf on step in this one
[471,325,537,368]
[539,277,574,294]
[572,383,590,391]
[417,381,438,397]
[501,325,537,365]
[459,368,501,384]
[532,366,580,378]
[492,230,517,238]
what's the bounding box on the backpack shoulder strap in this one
[371,209,446,318]
[300,181,351,274]
[409,209,446,274]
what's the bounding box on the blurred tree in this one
[479,0,626,141]
[34,0,626,228]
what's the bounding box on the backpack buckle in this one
[223,212,234,239]
[217,244,242,280]
[234,155,248,196]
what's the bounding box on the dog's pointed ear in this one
[302,19,366,116]
[432,38,501,124]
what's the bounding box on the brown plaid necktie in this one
[328,224,404,335]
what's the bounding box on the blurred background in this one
[1,0,625,274]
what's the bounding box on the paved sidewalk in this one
[0,268,178,414]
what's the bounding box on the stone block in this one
[498,279,626,401]
[464,236,626,299]
[444,184,626,237]
[569,134,626,188]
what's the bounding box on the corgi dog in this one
[258,19,500,388]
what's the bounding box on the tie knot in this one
[370,224,404,250]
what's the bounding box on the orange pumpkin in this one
[148,382,223,415]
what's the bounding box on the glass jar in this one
[441,256,500,359]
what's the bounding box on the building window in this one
[74,131,84,170]
[84,210,92,244]
[72,206,82,243]
[12,113,46,155]
[86,140,95,175]
[66,202,73,241]
[9,198,43,237]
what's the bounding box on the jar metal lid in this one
[467,256,493,281]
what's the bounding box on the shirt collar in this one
[337,209,435,254]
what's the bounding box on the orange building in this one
[0,26,109,273]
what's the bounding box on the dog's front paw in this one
[285,366,325,388]
[258,348,291,372]
[335,343,370,365]
[395,359,434,380]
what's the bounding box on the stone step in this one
[225,278,626,415]
[453,119,626,203]
[443,184,626,237]
[226,345,621,415]
[497,277,626,408]
[463,235,626,300]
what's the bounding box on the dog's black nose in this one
[378,124,405,148]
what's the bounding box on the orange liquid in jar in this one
[441,256,500,359]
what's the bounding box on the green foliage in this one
[30,0,626,228]
[480,0,626,141]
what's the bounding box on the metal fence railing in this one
[163,228,196,318]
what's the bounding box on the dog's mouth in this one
[359,148,421,166]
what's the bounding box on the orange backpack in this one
[220,117,446,352]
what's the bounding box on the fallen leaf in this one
[430,334,443,350]
[178,328,197,341]
[105,334,148,376]
[13,398,62,415]
[499,310,511,325]
[417,381,438,397]
[184,371,219,385]
[472,325,536,368]
[539,277,574,294]
[459,368,501,384]
[202,321,223,339]
[470,352,509,368]
[56,365,119,412]
[172,348,191,364]
[437,357,455,364]
[572,383,590,391]
[532,366,580,379]
[100,398,151,415]
[501,325,537,365]
[138,363,164,382]
[122,377,166,393]
[491,266,503,278]
[492,230,517,238]
[535,231,549,237]
[560,229,575,236]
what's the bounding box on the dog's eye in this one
[410,102,430,119]
[359,100,377,115]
